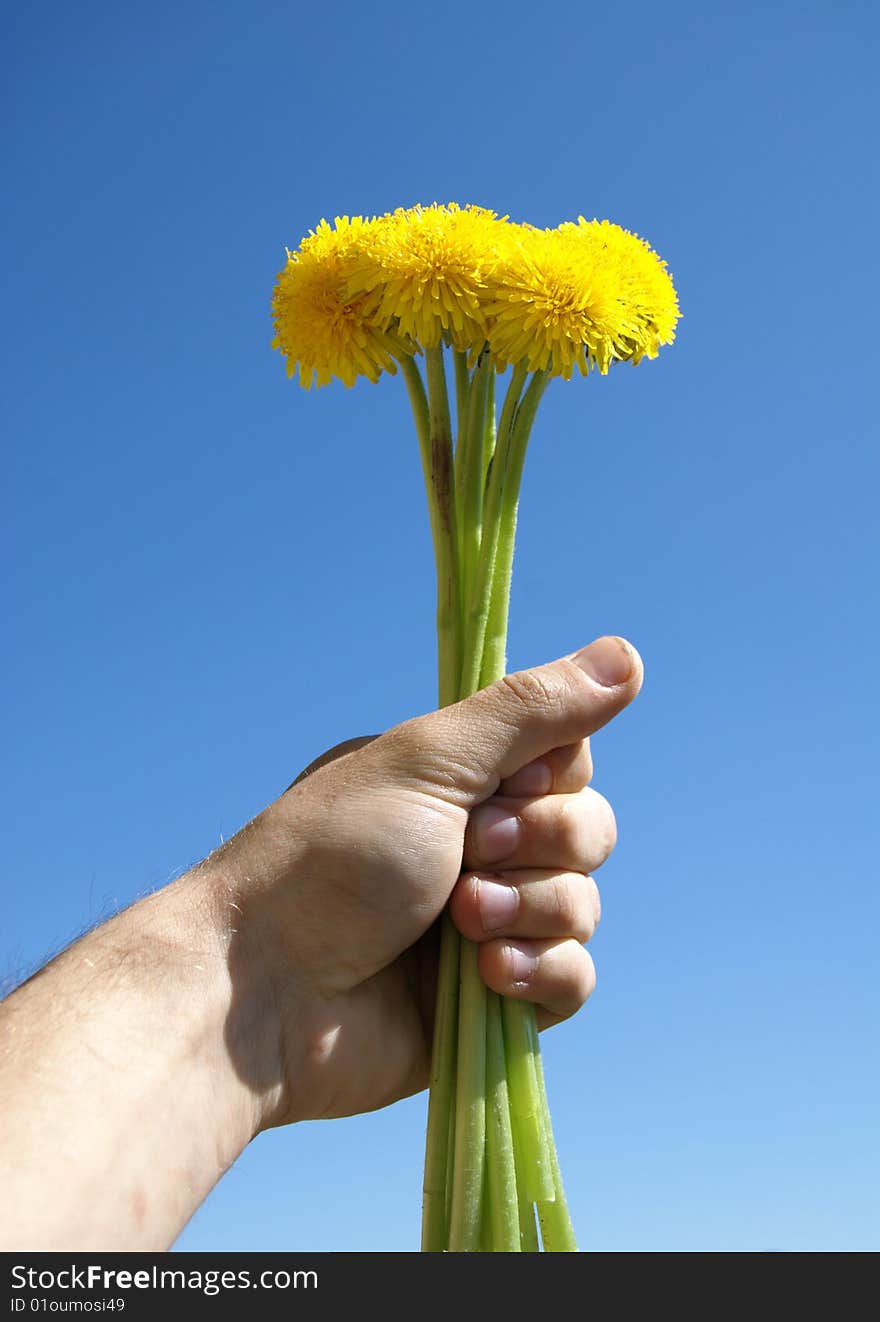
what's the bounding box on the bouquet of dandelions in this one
[271,204,680,1252]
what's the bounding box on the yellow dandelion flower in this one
[556,217,681,366]
[346,203,509,353]
[485,218,680,378]
[271,216,411,389]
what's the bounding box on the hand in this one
[210,636,643,1129]
[0,634,642,1250]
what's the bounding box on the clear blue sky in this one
[3,0,877,1251]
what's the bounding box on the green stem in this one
[420,912,460,1251]
[453,349,470,446]
[531,1020,578,1252]
[405,350,464,1252]
[482,368,496,491]
[401,355,461,708]
[480,371,548,687]
[454,354,491,642]
[536,1140,577,1252]
[519,1197,540,1253]
[479,1161,493,1251]
[485,990,521,1251]
[458,363,528,696]
[501,995,554,1204]
[447,939,487,1251]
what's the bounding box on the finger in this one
[378,636,643,810]
[462,786,617,874]
[498,739,592,798]
[289,734,379,789]
[449,869,600,944]
[478,937,595,1024]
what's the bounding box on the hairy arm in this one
[0,868,269,1249]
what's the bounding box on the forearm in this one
[0,865,276,1250]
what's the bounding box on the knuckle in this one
[550,740,592,791]
[382,715,479,799]
[552,946,596,1021]
[555,796,584,854]
[578,949,597,1004]
[551,876,589,939]
[378,716,423,766]
[291,734,378,787]
[589,788,618,858]
[498,667,564,718]
[585,876,602,929]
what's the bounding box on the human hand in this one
[208,636,643,1129]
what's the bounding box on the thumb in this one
[390,636,643,810]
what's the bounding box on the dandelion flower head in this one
[486,218,680,378]
[271,216,408,389]
[347,203,509,353]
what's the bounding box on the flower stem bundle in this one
[272,203,680,1250]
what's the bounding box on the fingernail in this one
[478,877,519,933]
[504,760,553,798]
[505,942,539,985]
[472,804,521,863]
[571,636,633,687]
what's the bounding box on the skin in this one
[0,635,643,1250]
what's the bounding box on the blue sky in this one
[3,0,878,1251]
